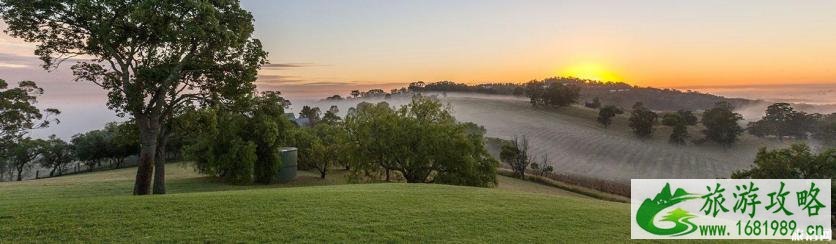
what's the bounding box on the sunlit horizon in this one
[3,0,836,139]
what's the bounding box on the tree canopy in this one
[661,111,697,145]
[344,96,498,187]
[701,102,744,147]
[597,105,623,128]
[0,0,268,194]
[732,144,834,179]
[0,79,59,151]
[525,80,580,107]
[628,103,657,139]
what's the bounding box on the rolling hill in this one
[0,163,781,243]
[0,163,625,242]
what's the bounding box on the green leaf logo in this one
[636,183,700,236]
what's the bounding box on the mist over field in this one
[294,92,794,184]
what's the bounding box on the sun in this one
[558,62,623,82]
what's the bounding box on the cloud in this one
[0,62,27,68]
[674,82,836,90]
[255,74,308,85]
[301,81,359,86]
[262,62,325,70]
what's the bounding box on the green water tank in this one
[275,147,298,183]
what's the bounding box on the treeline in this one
[0,121,143,182]
[408,77,752,111]
[182,94,498,187]
[747,103,836,145]
[615,102,745,147]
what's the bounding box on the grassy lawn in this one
[0,164,780,243]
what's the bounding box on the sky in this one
[243,0,836,90]
[2,0,836,138]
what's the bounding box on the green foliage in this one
[184,92,291,184]
[297,123,352,179]
[37,135,74,177]
[184,108,256,184]
[732,144,835,179]
[661,113,685,142]
[69,121,139,170]
[596,105,623,128]
[701,102,744,147]
[526,79,581,107]
[321,105,341,124]
[104,122,140,167]
[747,103,819,140]
[247,91,292,184]
[344,101,397,180]
[0,0,267,194]
[344,96,498,187]
[299,106,321,125]
[71,130,111,170]
[0,79,58,151]
[661,112,691,145]
[5,138,45,181]
[628,103,657,138]
[814,113,836,146]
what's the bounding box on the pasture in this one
[0,163,780,243]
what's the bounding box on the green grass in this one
[0,164,781,243]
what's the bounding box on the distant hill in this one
[409,78,756,112]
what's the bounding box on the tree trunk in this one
[50,167,57,177]
[16,167,23,181]
[134,115,161,195]
[385,168,390,181]
[153,127,168,195]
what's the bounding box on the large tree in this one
[597,105,623,128]
[71,129,110,171]
[344,101,399,181]
[6,138,45,181]
[661,110,697,145]
[1,1,267,194]
[344,97,497,186]
[747,103,818,140]
[304,123,350,179]
[701,102,744,147]
[628,103,657,139]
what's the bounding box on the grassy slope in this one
[0,165,776,243]
[0,164,605,242]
